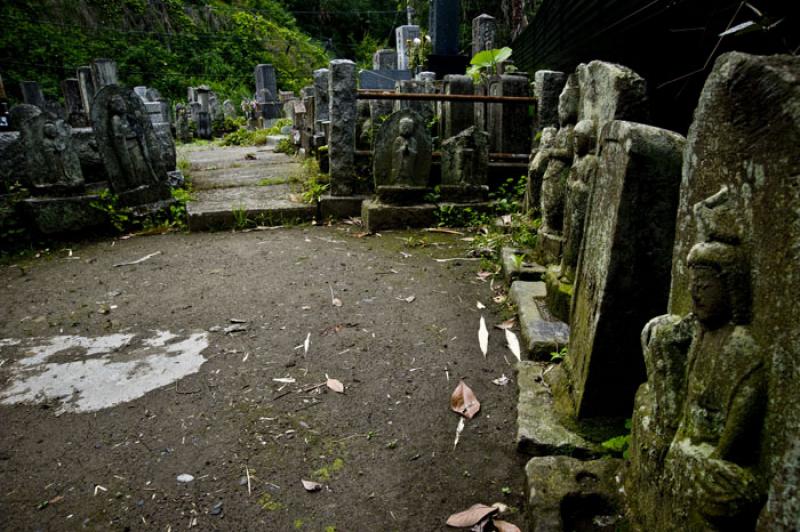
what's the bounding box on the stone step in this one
[501,247,547,283]
[509,280,569,360]
[187,184,316,231]
[516,361,602,458]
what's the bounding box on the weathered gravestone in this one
[91,86,173,206]
[533,70,567,131]
[627,52,800,532]
[525,126,556,215]
[175,104,192,143]
[223,100,237,120]
[76,66,95,116]
[487,74,532,154]
[14,104,84,195]
[62,79,89,128]
[91,59,119,91]
[442,75,474,139]
[254,64,281,120]
[373,49,397,71]
[395,25,421,71]
[472,14,496,56]
[328,60,359,195]
[195,87,212,139]
[395,78,436,126]
[20,81,45,108]
[551,120,685,419]
[440,126,488,201]
[373,110,431,203]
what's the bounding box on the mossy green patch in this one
[257,493,284,512]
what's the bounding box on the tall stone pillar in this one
[328,60,358,195]
[488,74,532,154]
[443,75,474,139]
[196,87,212,139]
[533,70,567,131]
[313,68,330,131]
[429,0,460,56]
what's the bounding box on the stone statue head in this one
[43,121,58,139]
[688,240,751,328]
[558,74,579,127]
[573,119,596,156]
[110,95,126,115]
[399,117,414,138]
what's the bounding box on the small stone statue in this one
[110,94,160,186]
[525,126,556,214]
[175,103,192,143]
[540,74,579,236]
[560,119,598,282]
[638,186,765,529]
[15,104,84,195]
[391,117,418,184]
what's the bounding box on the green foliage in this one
[275,137,298,155]
[1,1,329,104]
[299,158,329,204]
[601,419,633,459]
[491,174,527,215]
[435,205,492,228]
[550,345,568,362]
[466,47,513,84]
[90,190,131,233]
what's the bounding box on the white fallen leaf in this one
[329,286,343,307]
[326,377,345,393]
[301,479,322,492]
[176,474,194,483]
[93,485,107,496]
[453,417,465,450]
[476,301,486,309]
[494,317,516,330]
[491,502,510,514]
[273,378,296,384]
[405,295,416,303]
[505,329,521,361]
[492,374,511,386]
[303,333,311,356]
[478,316,489,357]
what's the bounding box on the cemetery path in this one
[0,225,527,530]
[182,143,317,231]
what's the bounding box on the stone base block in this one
[525,454,623,532]
[362,199,437,233]
[116,183,172,207]
[502,247,547,283]
[544,266,573,323]
[536,229,563,265]
[439,184,489,203]
[376,185,431,205]
[510,281,569,360]
[517,361,601,458]
[319,195,367,220]
[22,194,106,234]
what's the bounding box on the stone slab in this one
[319,195,367,220]
[362,199,437,233]
[525,454,623,532]
[358,69,412,90]
[502,247,547,283]
[516,361,601,458]
[22,194,106,234]
[187,185,316,231]
[510,281,569,360]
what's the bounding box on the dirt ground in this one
[0,225,528,531]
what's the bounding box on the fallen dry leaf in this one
[273,377,296,384]
[505,329,521,362]
[303,333,311,356]
[329,286,343,307]
[475,271,492,282]
[494,318,516,330]
[492,520,521,532]
[451,380,480,419]
[405,295,416,303]
[493,294,507,304]
[453,417,465,450]
[445,504,498,528]
[326,377,345,394]
[492,374,511,386]
[476,301,486,309]
[301,479,322,492]
[491,502,509,514]
[478,317,489,357]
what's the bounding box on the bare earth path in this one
[0,221,527,530]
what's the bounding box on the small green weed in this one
[275,137,298,155]
[550,345,568,362]
[90,189,131,232]
[231,204,251,229]
[601,419,633,459]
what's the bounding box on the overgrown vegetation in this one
[90,186,192,234]
[601,419,632,459]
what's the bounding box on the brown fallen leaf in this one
[301,479,322,492]
[326,376,345,394]
[492,520,521,532]
[353,232,372,238]
[450,380,480,419]
[445,504,498,528]
[494,318,516,330]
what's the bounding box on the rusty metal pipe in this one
[356,90,536,104]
